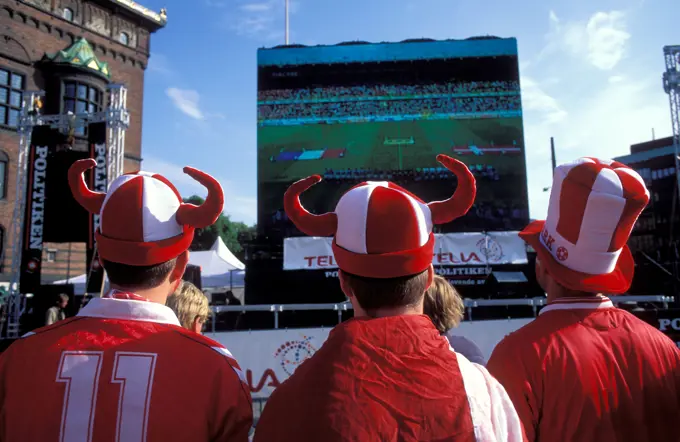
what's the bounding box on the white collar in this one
[77,297,181,326]
[539,296,614,316]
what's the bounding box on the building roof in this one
[614,144,675,165]
[43,38,111,79]
[108,0,167,29]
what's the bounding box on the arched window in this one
[63,8,74,21]
[119,32,129,46]
[0,151,8,200]
[62,82,103,136]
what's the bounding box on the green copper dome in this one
[43,38,111,79]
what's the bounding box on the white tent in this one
[54,237,245,294]
[53,273,109,295]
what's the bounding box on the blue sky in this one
[138,0,678,226]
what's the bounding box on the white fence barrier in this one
[207,318,532,399]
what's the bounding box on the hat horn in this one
[284,175,337,237]
[176,167,225,229]
[427,155,477,224]
[68,159,106,214]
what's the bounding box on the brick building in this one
[0,0,165,285]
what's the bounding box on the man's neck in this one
[355,303,424,319]
[546,290,604,303]
[109,285,170,305]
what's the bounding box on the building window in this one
[0,151,7,200]
[0,68,24,128]
[119,32,130,46]
[46,249,57,263]
[63,81,103,136]
[63,8,74,21]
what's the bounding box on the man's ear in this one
[426,265,434,290]
[169,250,189,290]
[191,316,203,334]
[338,270,353,300]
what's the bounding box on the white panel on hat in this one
[141,176,182,242]
[100,174,140,232]
[544,158,596,239]
[402,195,432,247]
[578,169,624,252]
[335,182,388,254]
[590,168,623,197]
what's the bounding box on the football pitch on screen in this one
[258,118,525,183]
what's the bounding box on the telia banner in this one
[283,232,528,271]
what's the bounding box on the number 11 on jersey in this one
[56,351,158,442]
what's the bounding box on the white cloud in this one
[544,10,630,71]
[147,53,173,77]
[166,88,204,120]
[230,0,299,41]
[521,77,567,124]
[141,156,257,225]
[523,10,669,220]
[585,12,630,70]
[240,2,271,12]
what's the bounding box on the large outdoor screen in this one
[257,38,529,237]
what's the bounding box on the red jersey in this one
[254,315,524,442]
[0,297,252,442]
[488,296,680,442]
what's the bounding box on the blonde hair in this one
[423,275,465,333]
[166,281,210,330]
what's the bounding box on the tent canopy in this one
[54,238,245,294]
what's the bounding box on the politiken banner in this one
[208,318,532,399]
[283,231,528,271]
[86,123,108,293]
[20,126,55,294]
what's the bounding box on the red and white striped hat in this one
[285,155,476,278]
[520,157,649,293]
[68,159,224,266]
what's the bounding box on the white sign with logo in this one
[283,232,528,270]
[207,318,533,399]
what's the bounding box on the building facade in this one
[0,0,165,284]
[615,136,680,296]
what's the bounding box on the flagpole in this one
[285,0,290,45]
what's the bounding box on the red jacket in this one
[488,296,680,442]
[0,297,252,442]
[254,315,524,442]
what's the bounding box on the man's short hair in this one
[102,258,177,291]
[341,269,429,314]
[57,293,69,304]
[423,275,464,333]
[166,281,210,330]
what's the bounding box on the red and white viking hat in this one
[520,157,649,294]
[285,155,476,279]
[68,159,224,266]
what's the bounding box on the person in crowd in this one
[424,275,486,365]
[254,155,524,441]
[0,159,252,441]
[167,280,210,334]
[488,158,680,442]
[45,293,69,326]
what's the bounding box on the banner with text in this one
[283,231,528,271]
[20,127,56,294]
[86,123,108,293]
[208,318,532,398]
[633,309,680,349]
